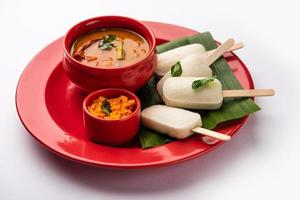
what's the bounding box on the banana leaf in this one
[138,32,260,149]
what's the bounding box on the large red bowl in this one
[63,16,157,92]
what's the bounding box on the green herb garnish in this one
[170,61,182,77]
[192,77,216,89]
[101,99,111,116]
[98,34,116,50]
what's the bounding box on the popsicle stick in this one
[222,89,275,98]
[207,42,244,55]
[205,38,235,66]
[192,127,231,141]
[227,42,244,52]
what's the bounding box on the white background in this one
[1,0,299,199]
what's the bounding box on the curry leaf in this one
[192,77,216,89]
[101,99,111,116]
[98,34,116,50]
[170,61,182,77]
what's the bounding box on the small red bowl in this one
[63,16,157,92]
[83,88,141,146]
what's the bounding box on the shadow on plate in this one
[21,115,261,194]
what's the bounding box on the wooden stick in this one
[192,127,231,141]
[207,42,244,55]
[222,89,275,98]
[205,38,235,66]
[228,42,244,52]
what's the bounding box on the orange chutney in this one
[71,29,149,67]
[88,95,136,120]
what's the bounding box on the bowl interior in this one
[83,89,140,120]
[64,16,155,56]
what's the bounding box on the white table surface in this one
[1,0,299,199]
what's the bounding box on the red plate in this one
[16,21,254,169]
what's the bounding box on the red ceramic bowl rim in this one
[83,88,141,122]
[63,15,156,70]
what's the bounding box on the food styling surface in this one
[2,1,299,200]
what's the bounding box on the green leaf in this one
[101,99,111,116]
[192,77,215,89]
[138,126,173,149]
[138,32,261,148]
[137,76,162,110]
[170,61,182,77]
[98,34,116,50]
[137,76,165,149]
